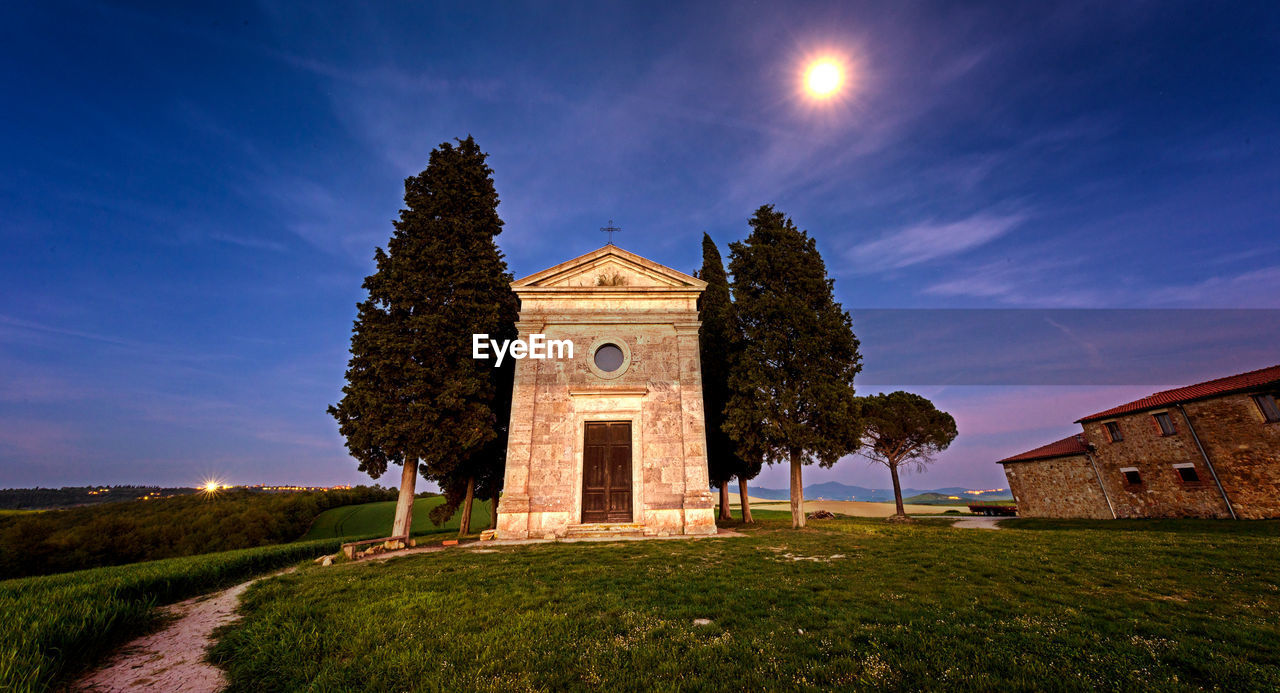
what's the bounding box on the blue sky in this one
[2,1,1278,491]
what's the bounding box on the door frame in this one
[568,391,645,526]
[581,420,634,523]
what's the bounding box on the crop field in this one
[302,495,494,540]
[214,516,1280,691]
[0,537,349,693]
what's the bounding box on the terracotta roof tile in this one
[998,435,1088,464]
[1076,363,1280,423]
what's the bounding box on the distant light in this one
[201,479,224,494]
[804,58,844,99]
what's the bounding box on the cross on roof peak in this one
[600,219,622,245]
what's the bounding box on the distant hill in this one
[805,481,882,500]
[746,486,790,500]
[748,482,1012,503]
[903,492,963,503]
[0,485,198,510]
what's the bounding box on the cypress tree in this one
[329,136,518,539]
[697,233,739,521]
[724,205,862,529]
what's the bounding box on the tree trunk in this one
[718,483,732,521]
[458,475,476,537]
[890,462,906,518]
[790,448,805,529]
[738,475,754,524]
[490,489,500,529]
[391,460,417,538]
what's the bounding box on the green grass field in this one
[215,515,1280,691]
[0,494,486,691]
[0,537,351,693]
[301,495,493,541]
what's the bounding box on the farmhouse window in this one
[1254,393,1280,423]
[1121,468,1142,486]
[1174,464,1200,484]
[1153,412,1176,436]
[1105,421,1123,442]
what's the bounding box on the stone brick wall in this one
[1082,406,1232,519]
[1002,455,1112,519]
[1080,392,1280,519]
[1183,393,1280,519]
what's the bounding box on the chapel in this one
[494,245,717,539]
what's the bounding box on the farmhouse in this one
[1000,364,1280,519]
[494,245,718,539]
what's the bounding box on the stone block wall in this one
[1082,406,1231,519]
[1002,455,1112,519]
[1080,392,1280,519]
[1183,393,1280,519]
[499,320,716,538]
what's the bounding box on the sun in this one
[804,58,844,99]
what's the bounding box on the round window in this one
[593,344,625,373]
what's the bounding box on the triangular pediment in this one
[512,246,705,290]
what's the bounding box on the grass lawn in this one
[215,516,1280,691]
[301,495,493,541]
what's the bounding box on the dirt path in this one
[951,516,1006,530]
[76,570,288,692]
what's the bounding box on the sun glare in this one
[804,58,844,99]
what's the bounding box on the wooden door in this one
[582,422,632,523]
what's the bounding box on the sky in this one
[2,1,1278,491]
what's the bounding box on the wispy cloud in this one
[1146,266,1280,308]
[918,243,1117,307]
[1210,247,1280,266]
[208,233,289,253]
[0,314,140,348]
[925,260,1280,309]
[846,212,1027,272]
[1043,317,1104,370]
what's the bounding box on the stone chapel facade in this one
[494,246,718,539]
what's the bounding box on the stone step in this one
[564,523,647,536]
